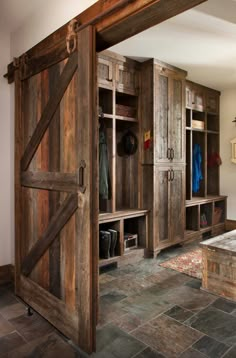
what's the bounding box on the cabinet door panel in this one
[170,168,185,243]
[171,78,184,163]
[155,73,169,163]
[206,90,219,114]
[116,63,138,95]
[98,57,113,89]
[157,168,169,243]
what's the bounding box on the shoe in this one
[99,231,111,259]
[108,229,118,257]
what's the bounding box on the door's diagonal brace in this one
[21,51,78,172]
[21,193,78,276]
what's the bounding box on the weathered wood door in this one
[14,26,97,353]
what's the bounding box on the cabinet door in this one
[97,57,113,89]
[155,71,170,163]
[116,63,138,95]
[186,83,193,108]
[206,90,219,114]
[170,78,185,163]
[157,168,170,244]
[192,84,205,112]
[169,167,185,243]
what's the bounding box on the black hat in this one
[122,130,138,155]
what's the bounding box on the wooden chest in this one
[201,230,236,301]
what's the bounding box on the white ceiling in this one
[111,0,236,91]
[1,0,236,90]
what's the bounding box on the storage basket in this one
[213,207,223,225]
[116,104,136,118]
[192,120,204,130]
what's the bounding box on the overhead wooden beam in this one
[5,0,206,83]
[20,51,78,171]
[21,171,78,192]
[21,193,78,277]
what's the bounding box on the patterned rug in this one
[160,248,202,279]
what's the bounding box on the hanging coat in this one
[192,143,203,193]
[99,127,111,200]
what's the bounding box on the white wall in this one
[0,31,11,266]
[0,0,97,267]
[220,90,236,220]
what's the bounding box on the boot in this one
[108,229,118,257]
[99,231,111,259]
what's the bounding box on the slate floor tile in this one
[0,314,15,337]
[0,332,26,355]
[94,323,146,358]
[179,347,207,358]
[192,335,229,358]
[164,305,194,323]
[134,347,165,358]
[132,315,203,358]
[0,303,27,320]
[154,285,216,312]
[222,346,236,358]
[0,290,19,309]
[186,306,236,346]
[211,298,236,314]
[100,291,127,305]
[112,313,143,333]
[9,312,54,342]
[184,279,202,290]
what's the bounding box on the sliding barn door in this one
[14,26,98,353]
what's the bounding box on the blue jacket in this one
[192,144,203,193]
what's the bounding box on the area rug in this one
[160,248,202,279]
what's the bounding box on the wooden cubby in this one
[185,80,227,241]
[98,50,148,267]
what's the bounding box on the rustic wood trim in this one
[14,69,24,295]
[0,265,14,284]
[19,275,78,342]
[226,220,236,231]
[76,25,98,353]
[21,51,78,171]
[5,0,206,83]
[21,171,78,192]
[21,193,78,276]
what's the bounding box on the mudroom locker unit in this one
[5,0,212,354]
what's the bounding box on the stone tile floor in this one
[1,242,236,357]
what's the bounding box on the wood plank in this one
[21,171,77,192]
[59,58,77,311]
[21,193,78,277]
[19,275,78,343]
[48,63,61,298]
[21,51,78,171]
[5,0,206,83]
[76,26,98,353]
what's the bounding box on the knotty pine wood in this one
[5,0,206,83]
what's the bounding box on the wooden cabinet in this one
[116,62,139,95]
[97,51,148,266]
[185,81,225,242]
[206,89,219,114]
[98,56,113,89]
[143,60,186,165]
[156,166,185,248]
[141,59,186,256]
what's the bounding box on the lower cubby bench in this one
[185,195,227,241]
[99,209,148,268]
